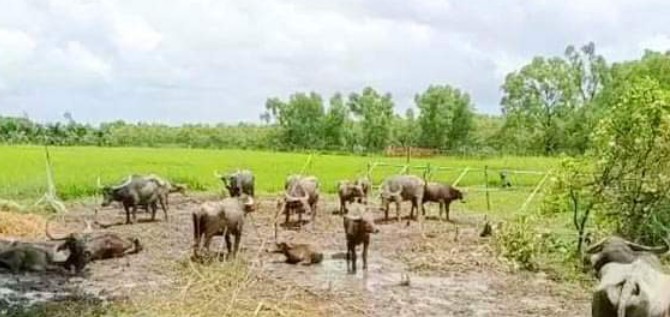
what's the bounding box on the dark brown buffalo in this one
[354,177,371,203]
[343,205,379,274]
[422,182,465,221]
[47,215,142,262]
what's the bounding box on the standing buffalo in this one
[215,170,255,197]
[343,204,379,274]
[284,174,302,190]
[422,182,465,221]
[354,177,372,203]
[192,195,255,258]
[337,180,365,215]
[277,176,319,228]
[99,176,167,224]
[379,175,426,222]
[131,174,187,212]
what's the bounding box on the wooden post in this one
[484,165,491,212]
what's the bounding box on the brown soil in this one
[0,195,591,316]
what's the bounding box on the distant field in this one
[0,145,559,216]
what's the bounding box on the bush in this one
[495,216,541,271]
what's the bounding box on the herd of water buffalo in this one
[2,169,670,316]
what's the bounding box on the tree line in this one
[2,42,670,157]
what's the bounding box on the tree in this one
[264,92,326,150]
[416,85,474,151]
[322,93,349,150]
[564,42,610,153]
[589,77,670,244]
[501,56,577,154]
[347,87,395,151]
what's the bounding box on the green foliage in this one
[347,87,396,151]
[499,42,609,155]
[495,216,541,271]
[541,156,592,215]
[415,85,475,150]
[265,92,326,150]
[590,76,670,244]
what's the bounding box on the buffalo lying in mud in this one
[192,195,255,259]
[276,176,319,229]
[215,170,255,197]
[422,182,465,221]
[379,175,426,222]
[274,242,323,265]
[46,215,142,263]
[98,175,169,224]
[0,227,88,275]
[587,236,670,317]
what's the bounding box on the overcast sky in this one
[1,0,670,124]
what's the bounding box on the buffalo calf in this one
[343,207,379,274]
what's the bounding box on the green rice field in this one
[0,145,559,217]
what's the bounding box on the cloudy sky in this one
[1,0,669,124]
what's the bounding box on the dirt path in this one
[0,195,591,316]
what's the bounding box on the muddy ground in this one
[0,195,591,316]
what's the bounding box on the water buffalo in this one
[46,215,142,262]
[379,175,426,222]
[192,195,255,258]
[584,236,669,274]
[275,242,323,265]
[0,234,87,274]
[215,170,255,197]
[337,180,365,215]
[343,204,379,274]
[277,176,319,228]
[284,174,302,190]
[422,182,465,221]
[593,258,670,317]
[130,174,187,213]
[98,176,167,224]
[354,177,372,203]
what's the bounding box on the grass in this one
[0,145,558,203]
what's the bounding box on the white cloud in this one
[1,0,670,123]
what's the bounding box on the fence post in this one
[484,165,491,212]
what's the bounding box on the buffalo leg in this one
[340,198,346,215]
[345,243,351,272]
[233,233,241,257]
[349,243,357,274]
[123,204,132,224]
[203,235,214,255]
[224,234,232,257]
[362,240,369,270]
[384,205,389,221]
[395,201,401,222]
[159,198,168,221]
[446,201,452,221]
[285,207,290,227]
[150,203,157,221]
[131,205,138,223]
